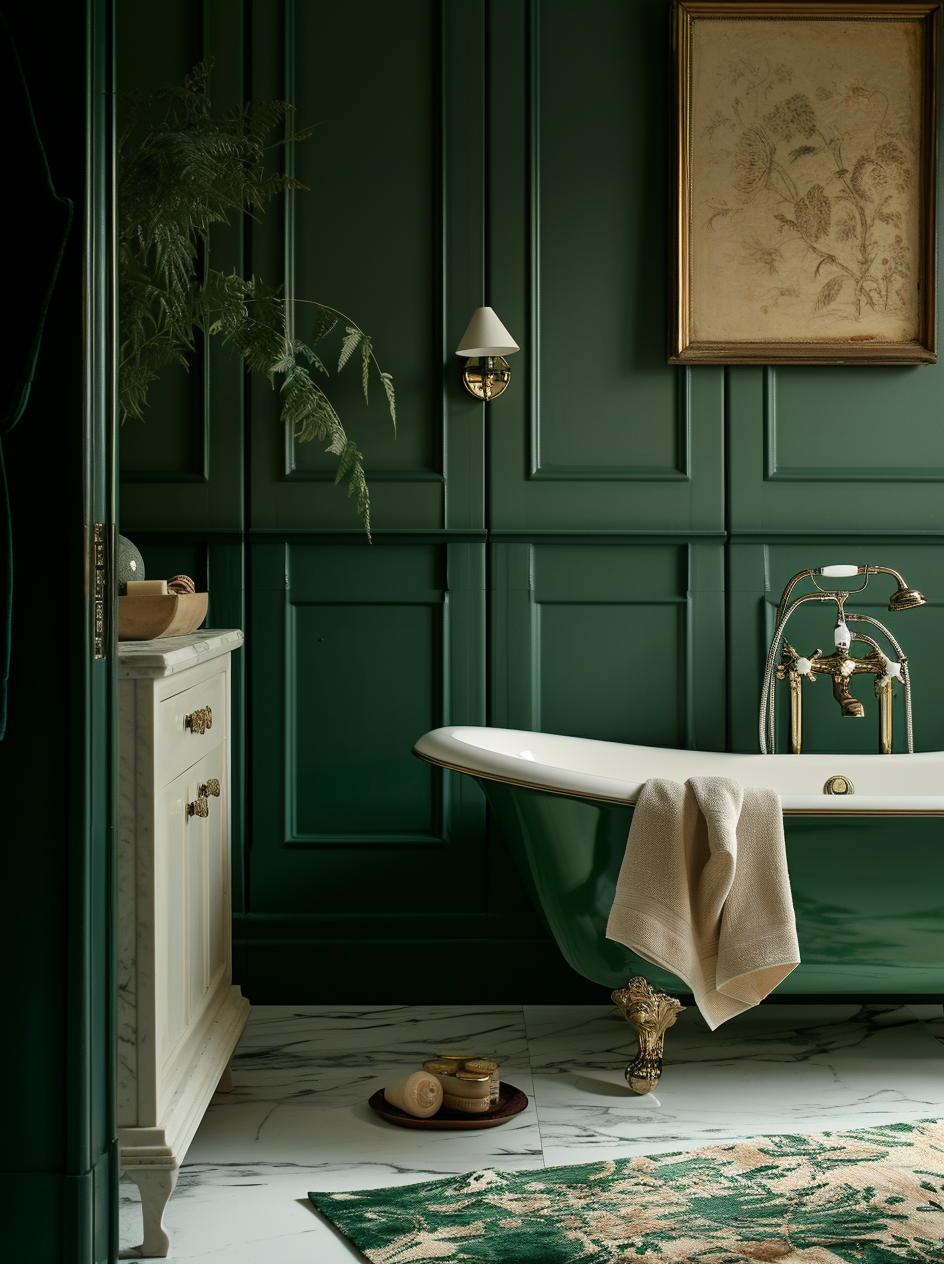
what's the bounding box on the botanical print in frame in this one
[672,2,938,364]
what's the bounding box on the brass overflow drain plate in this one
[824,775,854,796]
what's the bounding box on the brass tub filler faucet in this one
[759,564,926,755]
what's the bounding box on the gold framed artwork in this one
[671,2,939,364]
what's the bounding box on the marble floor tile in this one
[907,1002,944,1045]
[186,1005,540,1171]
[524,1002,944,1166]
[120,1163,451,1264]
[119,1001,944,1260]
[121,1005,543,1261]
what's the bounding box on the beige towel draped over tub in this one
[606,777,800,1030]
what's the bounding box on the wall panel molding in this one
[525,2,690,485]
[117,0,245,529]
[730,364,944,533]
[247,0,487,531]
[529,367,692,481]
[487,0,724,530]
[490,538,725,751]
[763,367,944,484]
[249,538,486,913]
[279,0,448,495]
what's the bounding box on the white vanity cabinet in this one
[117,630,250,1258]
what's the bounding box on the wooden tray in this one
[118,592,208,640]
[368,1082,528,1130]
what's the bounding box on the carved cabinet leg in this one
[611,976,685,1095]
[120,1165,179,1258]
[216,1062,235,1093]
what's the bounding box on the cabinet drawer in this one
[156,671,226,786]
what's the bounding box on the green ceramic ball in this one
[116,534,145,594]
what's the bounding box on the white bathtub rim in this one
[413,726,944,815]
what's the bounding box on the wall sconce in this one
[456,307,519,401]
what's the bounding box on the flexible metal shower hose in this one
[758,604,913,754]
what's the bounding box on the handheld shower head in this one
[887,584,927,612]
[817,564,928,612]
[864,565,927,611]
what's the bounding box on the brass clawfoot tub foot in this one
[611,976,685,1095]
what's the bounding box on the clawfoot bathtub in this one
[414,726,944,1092]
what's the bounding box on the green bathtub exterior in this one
[479,778,944,997]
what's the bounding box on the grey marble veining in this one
[119,1001,944,1261]
[524,1002,944,1167]
[117,629,244,678]
[185,1006,540,1172]
[121,1163,444,1264]
[908,1002,944,1046]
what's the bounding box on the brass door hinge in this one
[93,523,108,659]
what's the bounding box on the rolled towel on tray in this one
[383,1071,443,1118]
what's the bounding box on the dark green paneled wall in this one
[489,0,726,531]
[118,0,944,1004]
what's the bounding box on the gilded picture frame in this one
[671,1,939,364]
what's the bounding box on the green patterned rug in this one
[309,1120,944,1262]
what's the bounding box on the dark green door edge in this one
[68,0,119,1258]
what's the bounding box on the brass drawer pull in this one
[185,706,213,735]
[199,778,221,798]
[187,796,209,818]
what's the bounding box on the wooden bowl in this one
[117,592,208,641]
[367,1082,529,1130]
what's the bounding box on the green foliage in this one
[380,372,397,429]
[117,57,396,535]
[337,326,362,372]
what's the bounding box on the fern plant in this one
[118,58,395,534]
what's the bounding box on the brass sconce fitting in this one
[456,307,519,402]
[460,355,512,402]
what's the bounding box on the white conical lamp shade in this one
[456,307,519,357]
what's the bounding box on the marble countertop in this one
[117,629,244,678]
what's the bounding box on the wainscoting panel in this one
[117,0,245,531]
[729,366,944,534]
[491,539,726,751]
[728,539,944,754]
[486,0,725,531]
[246,0,486,531]
[248,537,486,913]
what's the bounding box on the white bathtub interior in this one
[415,726,944,812]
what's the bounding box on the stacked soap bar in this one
[126,579,168,595]
[423,1049,500,1112]
[125,575,197,596]
[381,1048,501,1118]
